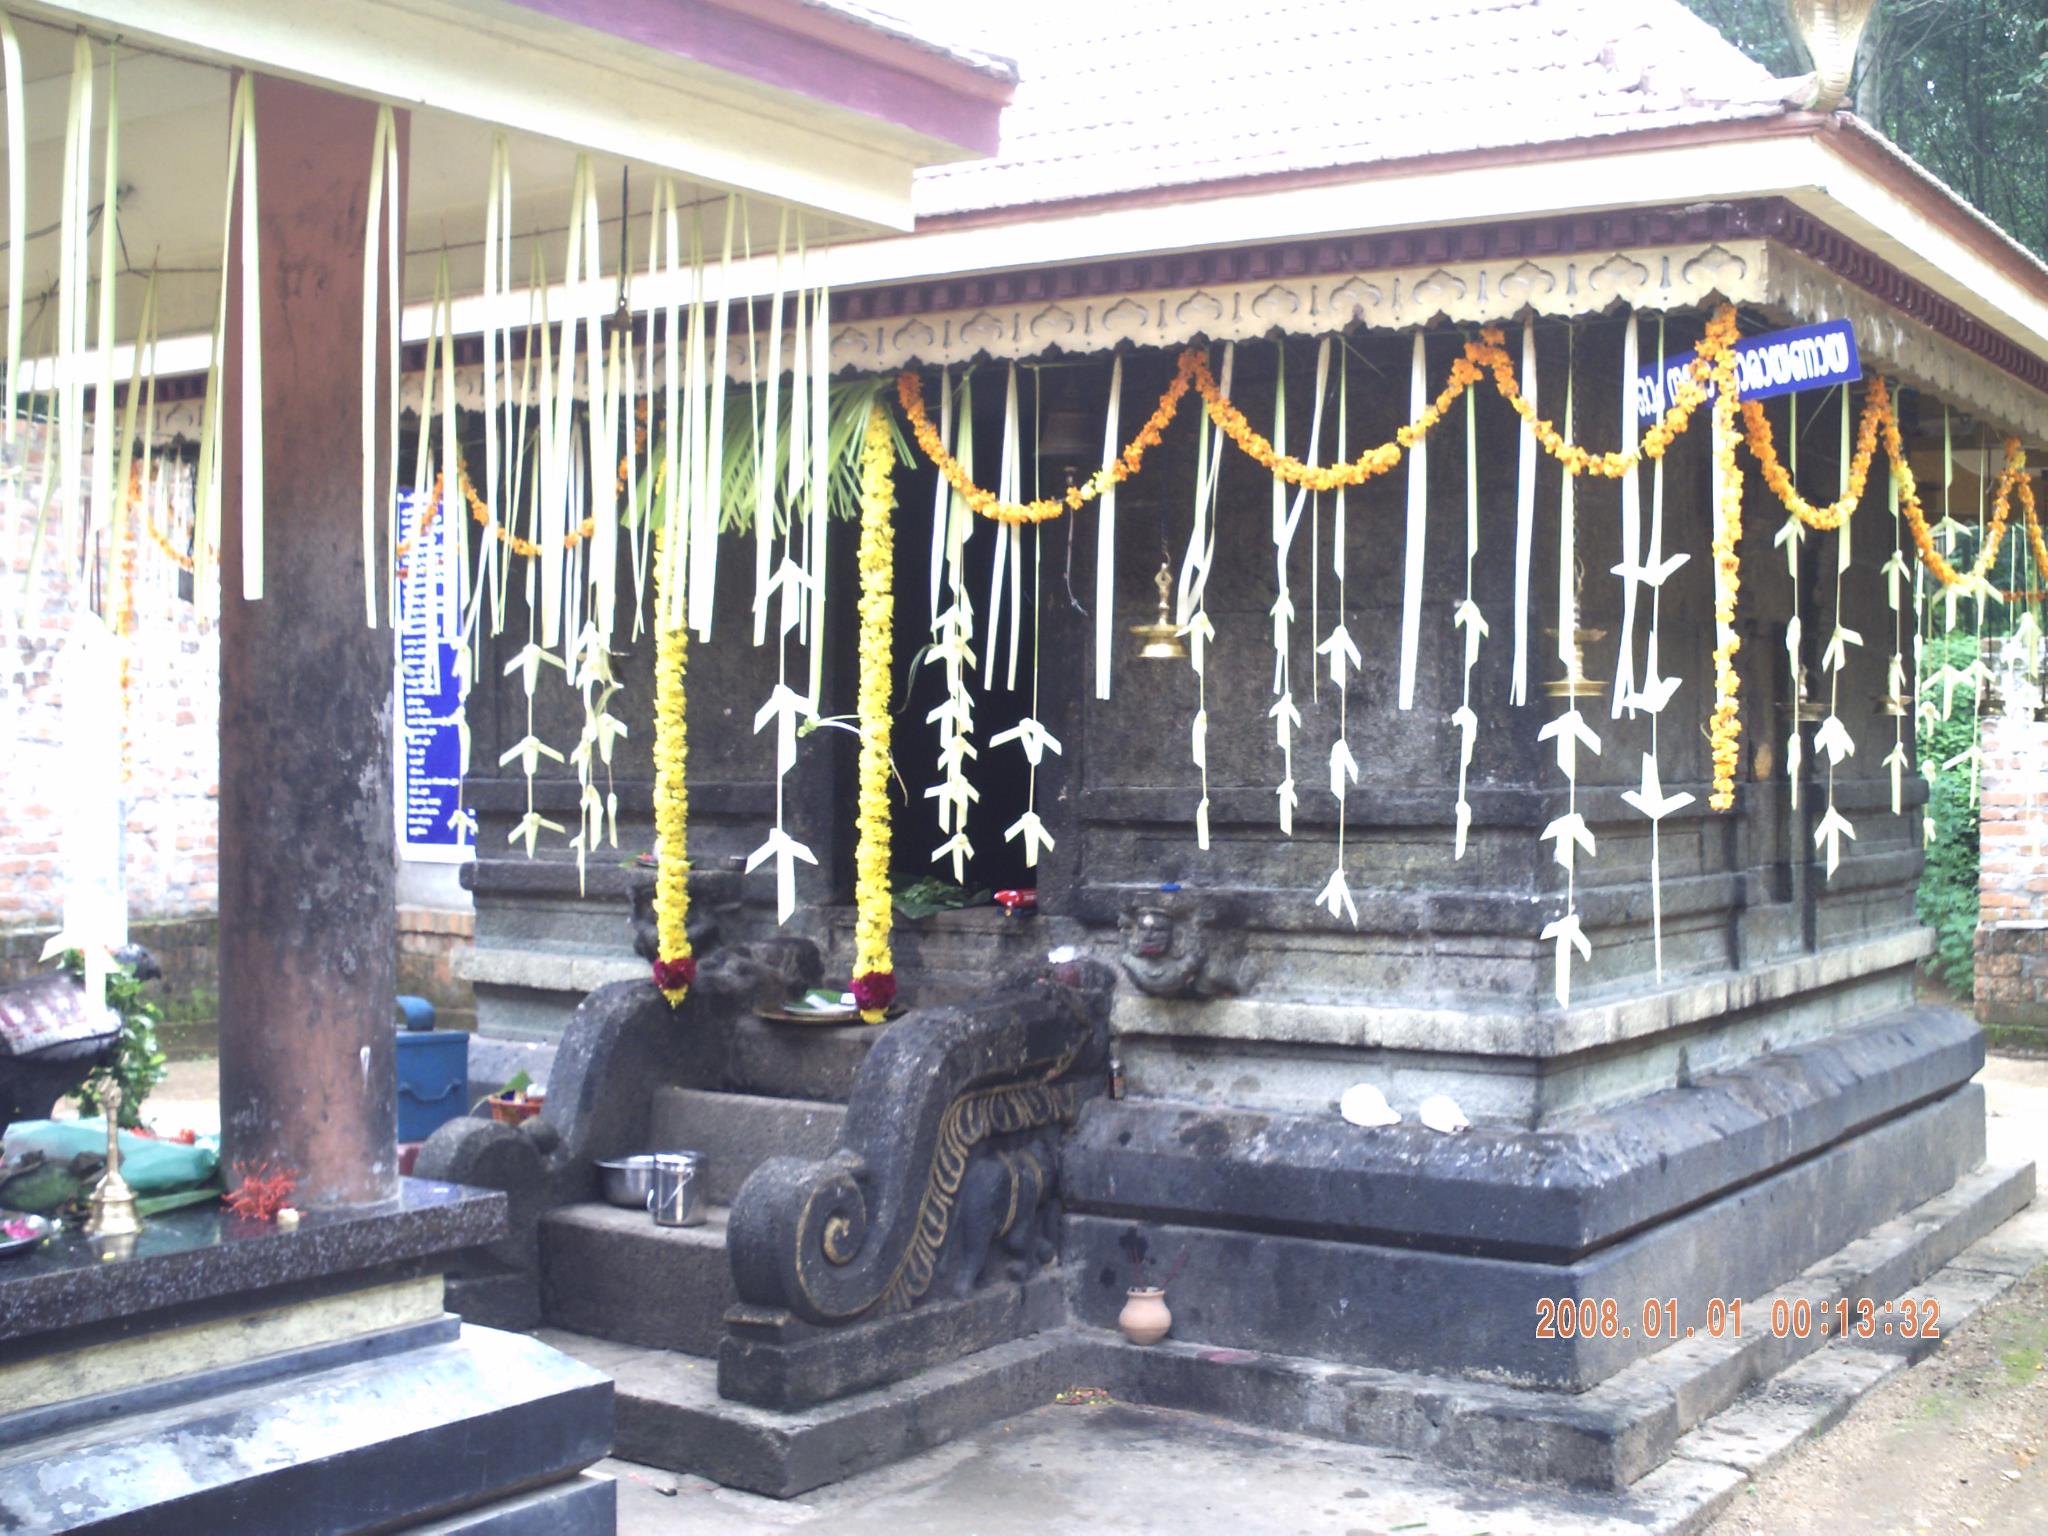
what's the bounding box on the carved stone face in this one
[1127,907,1175,959]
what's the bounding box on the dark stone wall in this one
[464,317,1924,1006]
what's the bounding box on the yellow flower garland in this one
[852,402,898,1021]
[651,528,694,1005]
[1708,342,1745,812]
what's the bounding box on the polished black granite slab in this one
[0,1177,505,1346]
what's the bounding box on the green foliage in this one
[1682,1,2048,260]
[630,376,908,537]
[893,876,990,920]
[1914,631,1983,996]
[56,950,169,1130]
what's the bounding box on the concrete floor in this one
[593,1403,1749,1535]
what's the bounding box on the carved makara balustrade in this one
[725,959,1115,1329]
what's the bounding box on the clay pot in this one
[1118,1286,1172,1346]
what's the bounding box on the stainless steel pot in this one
[647,1151,705,1227]
[595,1154,667,1209]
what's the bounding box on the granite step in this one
[1077,1158,2038,1488]
[541,1326,1072,1499]
[540,1160,2039,1500]
[0,1325,612,1532]
[647,1087,846,1204]
[539,1201,735,1358]
[719,1016,890,1103]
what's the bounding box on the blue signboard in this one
[394,488,475,863]
[1634,318,1860,422]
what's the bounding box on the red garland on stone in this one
[652,956,697,994]
[851,971,896,1014]
[225,1159,300,1222]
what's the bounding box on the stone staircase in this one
[537,1088,846,1359]
[515,985,1098,1499]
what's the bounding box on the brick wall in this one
[2,453,218,932]
[398,905,478,1034]
[1975,681,2048,1046]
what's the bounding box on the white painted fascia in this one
[1787,137,2048,367]
[11,0,923,231]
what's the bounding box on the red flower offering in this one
[652,956,697,993]
[851,971,896,1014]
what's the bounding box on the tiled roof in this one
[798,0,1019,84]
[913,0,1792,218]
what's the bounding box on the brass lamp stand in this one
[84,1080,142,1240]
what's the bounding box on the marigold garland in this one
[1190,350,1481,489]
[1477,304,1739,478]
[897,358,1189,524]
[851,401,898,1022]
[1886,403,2035,597]
[897,305,1744,518]
[1741,393,1880,532]
[651,527,693,1006]
[1707,342,1745,811]
[400,464,597,568]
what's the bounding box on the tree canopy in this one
[1682,1,2048,259]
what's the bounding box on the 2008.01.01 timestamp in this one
[1535,1297,1942,1341]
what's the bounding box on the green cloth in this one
[2,1119,220,1194]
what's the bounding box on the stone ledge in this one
[0,1324,612,1531]
[1065,1006,1985,1260]
[543,1164,2037,1502]
[1080,1158,2035,1487]
[0,1179,505,1347]
[457,947,646,993]
[1113,927,1932,1058]
[1065,1088,2004,1388]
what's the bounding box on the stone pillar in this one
[1975,667,2048,1042]
[218,78,408,1207]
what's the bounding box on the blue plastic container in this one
[395,1024,470,1143]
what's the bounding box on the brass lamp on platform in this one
[1129,561,1187,661]
[1786,663,1830,723]
[1542,626,1607,699]
[84,1081,141,1240]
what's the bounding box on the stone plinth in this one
[0,1180,616,1532]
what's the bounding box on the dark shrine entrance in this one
[889,357,1121,901]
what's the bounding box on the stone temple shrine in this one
[0,0,2041,1528]
[427,0,2041,1503]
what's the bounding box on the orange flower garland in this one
[1887,406,2028,594]
[1740,392,1881,532]
[897,357,1190,524]
[1707,341,1745,812]
[1188,349,1480,489]
[1475,304,1740,478]
[898,305,1746,519]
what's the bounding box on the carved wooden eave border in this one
[1754,243,2048,439]
[140,200,2043,439]
[825,237,2048,440]
[824,240,1765,368]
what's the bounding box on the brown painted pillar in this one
[219,78,408,1207]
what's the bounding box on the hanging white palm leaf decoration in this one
[1451,374,1485,857]
[925,372,980,881]
[1540,334,1597,1006]
[1397,329,1427,709]
[1510,318,1537,706]
[1610,314,1643,716]
[1623,336,1691,983]
[1817,385,1858,879]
